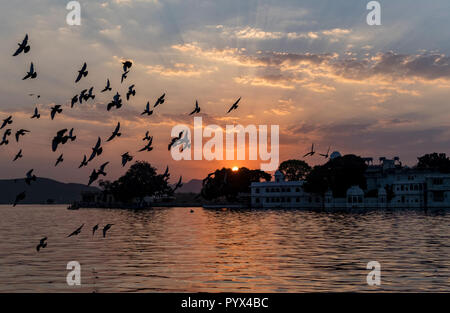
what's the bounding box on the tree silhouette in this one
[416,153,450,173]
[278,159,311,181]
[201,167,271,201]
[100,161,172,202]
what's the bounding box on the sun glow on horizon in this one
[232,166,239,172]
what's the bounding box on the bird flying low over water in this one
[227,97,241,114]
[50,105,62,120]
[303,143,315,158]
[101,79,111,92]
[319,146,331,159]
[23,62,37,80]
[88,137,103,162]
[25,169,37,185]
[55,154,64,167]
[168,131,183,151]
[154,93,165,108]
[138,137,153,152]
[106,122,121,142]
[15,129,30,142]
[107,92,123,111]
[141,101,153,116]
[78,155,88,168]
[13,149,23,162]
[122,60,132,72]
[1,116,13,129]
[13,191,26,207]
[36,237,47,252]
[12,34,30,56]
[67,224,84,237]
[102,224,113,238]
[189,100,200,115]
[126,85,136,101]
[75,62,88,83]
[121,70,129,83]
[121,152,133,167]
[92,224,99,236]
[31,107,40,119]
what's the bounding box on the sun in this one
[232,166,239,172]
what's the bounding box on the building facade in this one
[250,156,450,210]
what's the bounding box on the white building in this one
[250,155,450,210]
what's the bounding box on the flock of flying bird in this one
[4,34,243,252]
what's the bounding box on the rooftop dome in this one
[346,185,364,196]
[330,151,342,160]
[378,187,387,196]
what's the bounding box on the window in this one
[296,197,300,202]
[296,187,300,192]
[433,178,444,185]
[256,188,260,194]
[255,198,260,203]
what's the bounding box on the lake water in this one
[0,205,448,292]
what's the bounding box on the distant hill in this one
[0,177,100,204]
[175,179,202,194]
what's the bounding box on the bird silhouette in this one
[22,62,37,80]
[67,224,84,237]
[92,224,99,236]
[15,129,30,142]
[101,79,111,92]
[106,122,121,142]
[138,137,153,152]
[25,169,37,185]
[162,166,169,179]
[79,89,88,104]
[88,137,103,162]
[173,176,183,192]
[71,95,79,108]
[168,131,183,151]
[121,70,129,83]
[79,155,88,168]
[227,97,241,114]
[141,101,153,116]
[1,116,13,129]
[303,143,315,158]
[50,105,62,120]
[97,162,109,176]
[12,34,30,56]
[75,62,88,83]
[0,129,12,145]
[121,152,133,167]
[154,93,165,108]
[126,85,136,100]
[102,224,113,238]
[13,149,23,161]
[51,129,68,152]
[28,93,40,99]
[31,107,40,119]
[68,128,76,142]
[122,60,132,72]
[319,146,331,159]
[55,154,64,167]
[88,169,99,186]
[13,191,26,207]
[142,131,152,141]
[189,100,200,115]
[86,87,95,100]
[36,237,47,252]
[107,92,122,111]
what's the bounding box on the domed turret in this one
[330,151,342,160]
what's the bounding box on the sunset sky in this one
[2,0,450,184]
